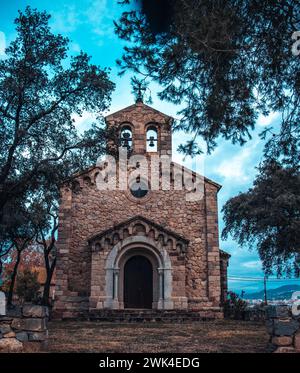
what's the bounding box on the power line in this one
[228,275,299,281]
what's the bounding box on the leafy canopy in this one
[222,161,300,277]
[116,0,299,156]
[116,1,300,276]
[0,7,115,237]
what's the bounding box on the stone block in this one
[12,317,47,331]
[272,336,293,346]
[273,319,300,336]
[0,324,12,334]
[266,305,290,320]
[274,346,297,353]
[11,318,26,330]
[28,331,48,341]
[23,304,49,318]
[4,331,16,338]
[15,331,29,342]
[294,331,300,351]
[0,316,13,323]
[7,305,22,318]
[0,338,23,352]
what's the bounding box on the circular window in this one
[130,180,148,199]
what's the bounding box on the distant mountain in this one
[245,284,300,300]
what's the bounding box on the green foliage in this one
[0,6,115,238]
[15,269,40,303]
[116,0,299,156]
[224,291,248,319]
[116,1,300,275]
[222,160,300,277]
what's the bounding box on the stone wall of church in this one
[54,102,224,319]
[54,170,222,319]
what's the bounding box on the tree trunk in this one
[7,249,21,307]
[42,256,56,306]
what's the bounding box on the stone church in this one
[54,100,230,320]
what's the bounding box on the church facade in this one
[53,101,230,319]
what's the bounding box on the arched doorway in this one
[124,255,153,309]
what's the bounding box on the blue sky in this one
[1,0,299,295]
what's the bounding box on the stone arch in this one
[89,215,189,256]
[104,236,173,310]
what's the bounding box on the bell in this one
[149,136,155,147]
[122,132,132,149]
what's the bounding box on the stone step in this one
[87,309,219,322]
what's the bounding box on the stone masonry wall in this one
[0,304,49,352]
[266,305,300,353]
[54,102,223,319]
[55,176,222,318]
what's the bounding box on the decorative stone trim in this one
[91,235,176,311]
[88,215,189,257]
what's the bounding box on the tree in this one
[36,207,58,306]
[222,160,300,277]
[116,1,299,156]
[115,1,300,275]
[3,201,37,306]
[0,6,114,232]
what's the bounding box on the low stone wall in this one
[266,305,300,353]
[0,304,49,352]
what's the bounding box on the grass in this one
[47,320,269,353]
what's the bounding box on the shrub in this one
[224,291,248,320]
[15,269,40,303]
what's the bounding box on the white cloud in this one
[70,42,81,53]
[242,261,262,269]
[0,31,6,56]
[216,141,259,183]
[72,111,98,133]
[85,0,120,42]
[50,0,118,43]
[85,0,107,26]
[257,111,280,127]
[50,5,82,33]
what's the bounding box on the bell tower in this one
[105,101,173,157]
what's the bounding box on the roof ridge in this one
[105,102,173,120]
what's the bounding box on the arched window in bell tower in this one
[120,124,133,151]
[146,125,158,152]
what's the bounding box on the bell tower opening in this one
[120,124,133,152]
[146,125,158,152]
[105,101,173,157]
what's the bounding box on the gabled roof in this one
[64,161,221,192]
[171,161,222,191]
[220,250,231,259]
[105,102,173,122]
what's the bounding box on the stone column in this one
[157,268,165,309]
[112,268,120,309]
[163,268,174,309]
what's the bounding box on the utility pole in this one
[264,276,268,305]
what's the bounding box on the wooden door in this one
[124,255,153,309]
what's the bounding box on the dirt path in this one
[47,320,269,353]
